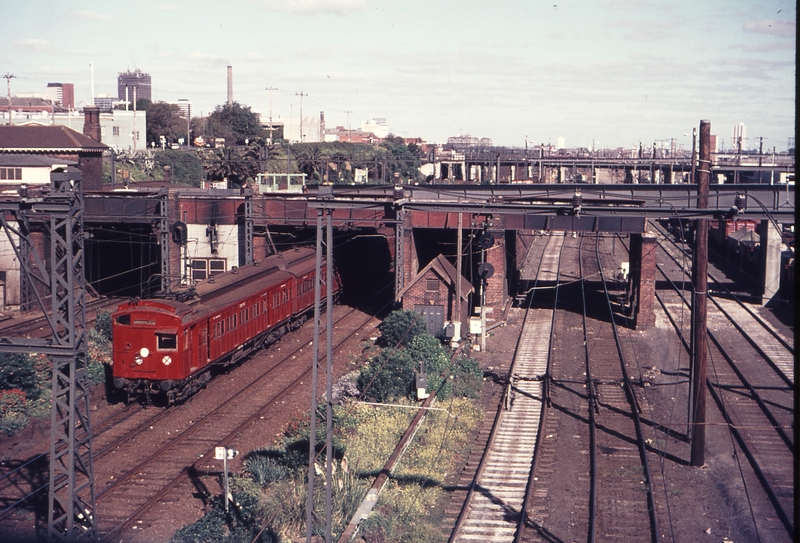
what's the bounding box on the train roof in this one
[113,247,320,323]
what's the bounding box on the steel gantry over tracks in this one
[0,168,97,542]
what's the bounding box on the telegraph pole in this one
[3,73,15,125]
[690,119,711,467]
[296,91,307,142]
[266,86,277,144]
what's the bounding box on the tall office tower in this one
[732,122,746,150]
[45,82,75,109]
[117,69,152,103]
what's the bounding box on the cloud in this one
[15,39,52,52]
[154,4,178,11]
[260,0,369,15]
[741,41,796,52]
[70,10,114,22]
[744,19,795,38]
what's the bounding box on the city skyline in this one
[1,0,795,150]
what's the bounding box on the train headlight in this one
[134,355,143,365]
[140,347,150,358]
[162,356,172,366]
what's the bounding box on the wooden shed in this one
[398,254,473,337]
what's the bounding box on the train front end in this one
[111,299,189,402]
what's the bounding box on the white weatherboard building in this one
[4,109,146,150]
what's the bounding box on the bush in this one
[0,353,39,396]
[357,348,416,403]
[378,310,428,348]
[244,450,290,486]
[94,310,113,343]
[450,357,484,399]
[0,389,28,435]
[407,333,450,396]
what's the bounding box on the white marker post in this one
[215,446,239,513]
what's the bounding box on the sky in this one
[1,0,795,150]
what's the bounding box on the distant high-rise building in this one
[117,69,151,103]
[45,82,74,110]
[173,98,191,120]
[93,94,114,111]
[732,122,746,150]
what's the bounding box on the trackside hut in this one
[398,254,473,337]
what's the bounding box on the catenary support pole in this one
[306,208,323,541]
[325,209,334,542]
[690,119,711,467]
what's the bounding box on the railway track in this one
[584,234,659,542]
[0,296,121,339]
[449,233,563,542]
[517,233,660,543]
[652,226,794,541]
[95,303,376,541]
[0,303,378,541]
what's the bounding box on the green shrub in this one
[451,357,484,398]
[357,348,415,402]
[378,310,428,348]
[93,310,113,343]
[407,333,450,397]
[0,353,39,395]
[244,450,290,486]
[0,389,28,435]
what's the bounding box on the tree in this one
[205,102,266,145]
[155,150,203,186]
[146,102,187,146]
[205,146,257,187]
[377,310,428,348]
[380,135,423,182]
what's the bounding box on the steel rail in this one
[513,237,562,543]
[653,261,793,451]
[653,221,793,358]
[596,234,660,543]
[449,234,562,542]
[98,306,377,541]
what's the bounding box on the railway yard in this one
[0,222,794,543]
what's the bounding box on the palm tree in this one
[205,146,256,188]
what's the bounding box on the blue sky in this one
[1,0,795,150]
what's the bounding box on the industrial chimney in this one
[227,66,233,105]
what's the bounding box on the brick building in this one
[398,254,472,336]
[0,114,108,190]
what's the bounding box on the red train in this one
[111,247,339,404]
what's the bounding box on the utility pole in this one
[266,86,277,144]
[296,91,307,142]
[690,119,711,467]
[3,73,15,125]
[345,110,352,142]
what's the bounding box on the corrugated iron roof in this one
[0,125,108,152]
[0,153,78,167]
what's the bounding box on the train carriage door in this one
[194,326,207,372]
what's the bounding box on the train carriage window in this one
[157,333,177,350]
[283,290,289,303]
[116,314,131,325]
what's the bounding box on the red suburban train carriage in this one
[112,247,340,404]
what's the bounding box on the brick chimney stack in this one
[83,106,101,142]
